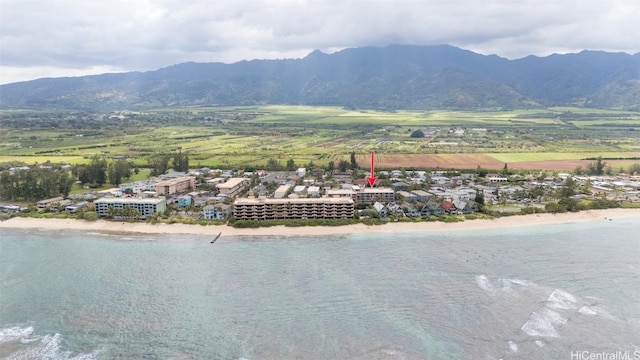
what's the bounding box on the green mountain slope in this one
[1,45,638,111]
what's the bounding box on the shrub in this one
[83,211,98,221]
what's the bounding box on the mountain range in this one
[1,44,639,111]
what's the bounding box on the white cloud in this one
[1,0,638,84]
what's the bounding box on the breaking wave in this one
[0,326,99,360]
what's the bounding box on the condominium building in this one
[216,178,249,198]
[154,176,196,195]
[326,189,357,199]
[94,197,166,219]
[233,197,354,220]
[355,187,395,203]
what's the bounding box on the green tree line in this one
[0,167,75,201]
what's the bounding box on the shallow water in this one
[1,217,639,359]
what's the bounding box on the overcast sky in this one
[1,0,639,84]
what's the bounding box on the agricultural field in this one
[1,106,639,172]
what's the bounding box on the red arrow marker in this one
[367,150,377,187]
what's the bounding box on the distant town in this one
[2,163,639,226]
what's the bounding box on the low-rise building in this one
[154,176,196,195]
[94,197,166,219]
[326,189,357,199]
[0,204,21,214]
[274,184,291,199]
[65,201,89,213]
[233,197,354,220]
[37,197,65,211]
[216,178,249,198]
[355,187,395,204]
[396,191,417,202]
[307,186,320,197]
[203,204,232,220]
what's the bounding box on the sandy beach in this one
[1,208,638,237]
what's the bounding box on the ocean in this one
[1,217,639,359]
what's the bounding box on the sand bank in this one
[1,208,638,237]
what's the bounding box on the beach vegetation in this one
[82,211,98,221]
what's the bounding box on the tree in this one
[498,191,509,210]
[338,159,349,172]
[559,197,578,212]
[587,156,606,175]
[410,129,425,138]
[148,154,171,176]
[350,151,358,170]
[266,158,281,171]
[172,150,189,172]
[327,160,335,172]
[595,156,605,175]
[108,159,132,185]
[57,170,74,198]
[474,190,485,212]
[502,163,509,176]
[559,177,577,198]
[0,167,75,202]
[286,158,296,171]
[76,155,107,186]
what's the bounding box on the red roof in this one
[441,201,455,211]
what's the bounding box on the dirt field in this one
[358,154,638,171]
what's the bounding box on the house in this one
[421,200,445,216]
[373,202,388,217]
[296,168,306,177]
[177,195,192,208]
[65,201,89,213]
[36,197,65,212]
[441,200,457,214]
[386,202,405,217]
[390,170,403,178]
[406,208,422,218]
[203,204,232,220]
[0,204,21,214]
[453,199,477,214]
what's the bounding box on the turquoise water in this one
[1,217,639,359]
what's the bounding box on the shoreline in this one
[1,208,638,237]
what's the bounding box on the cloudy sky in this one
[1,0,639,84]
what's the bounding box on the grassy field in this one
[1,105,639,172]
